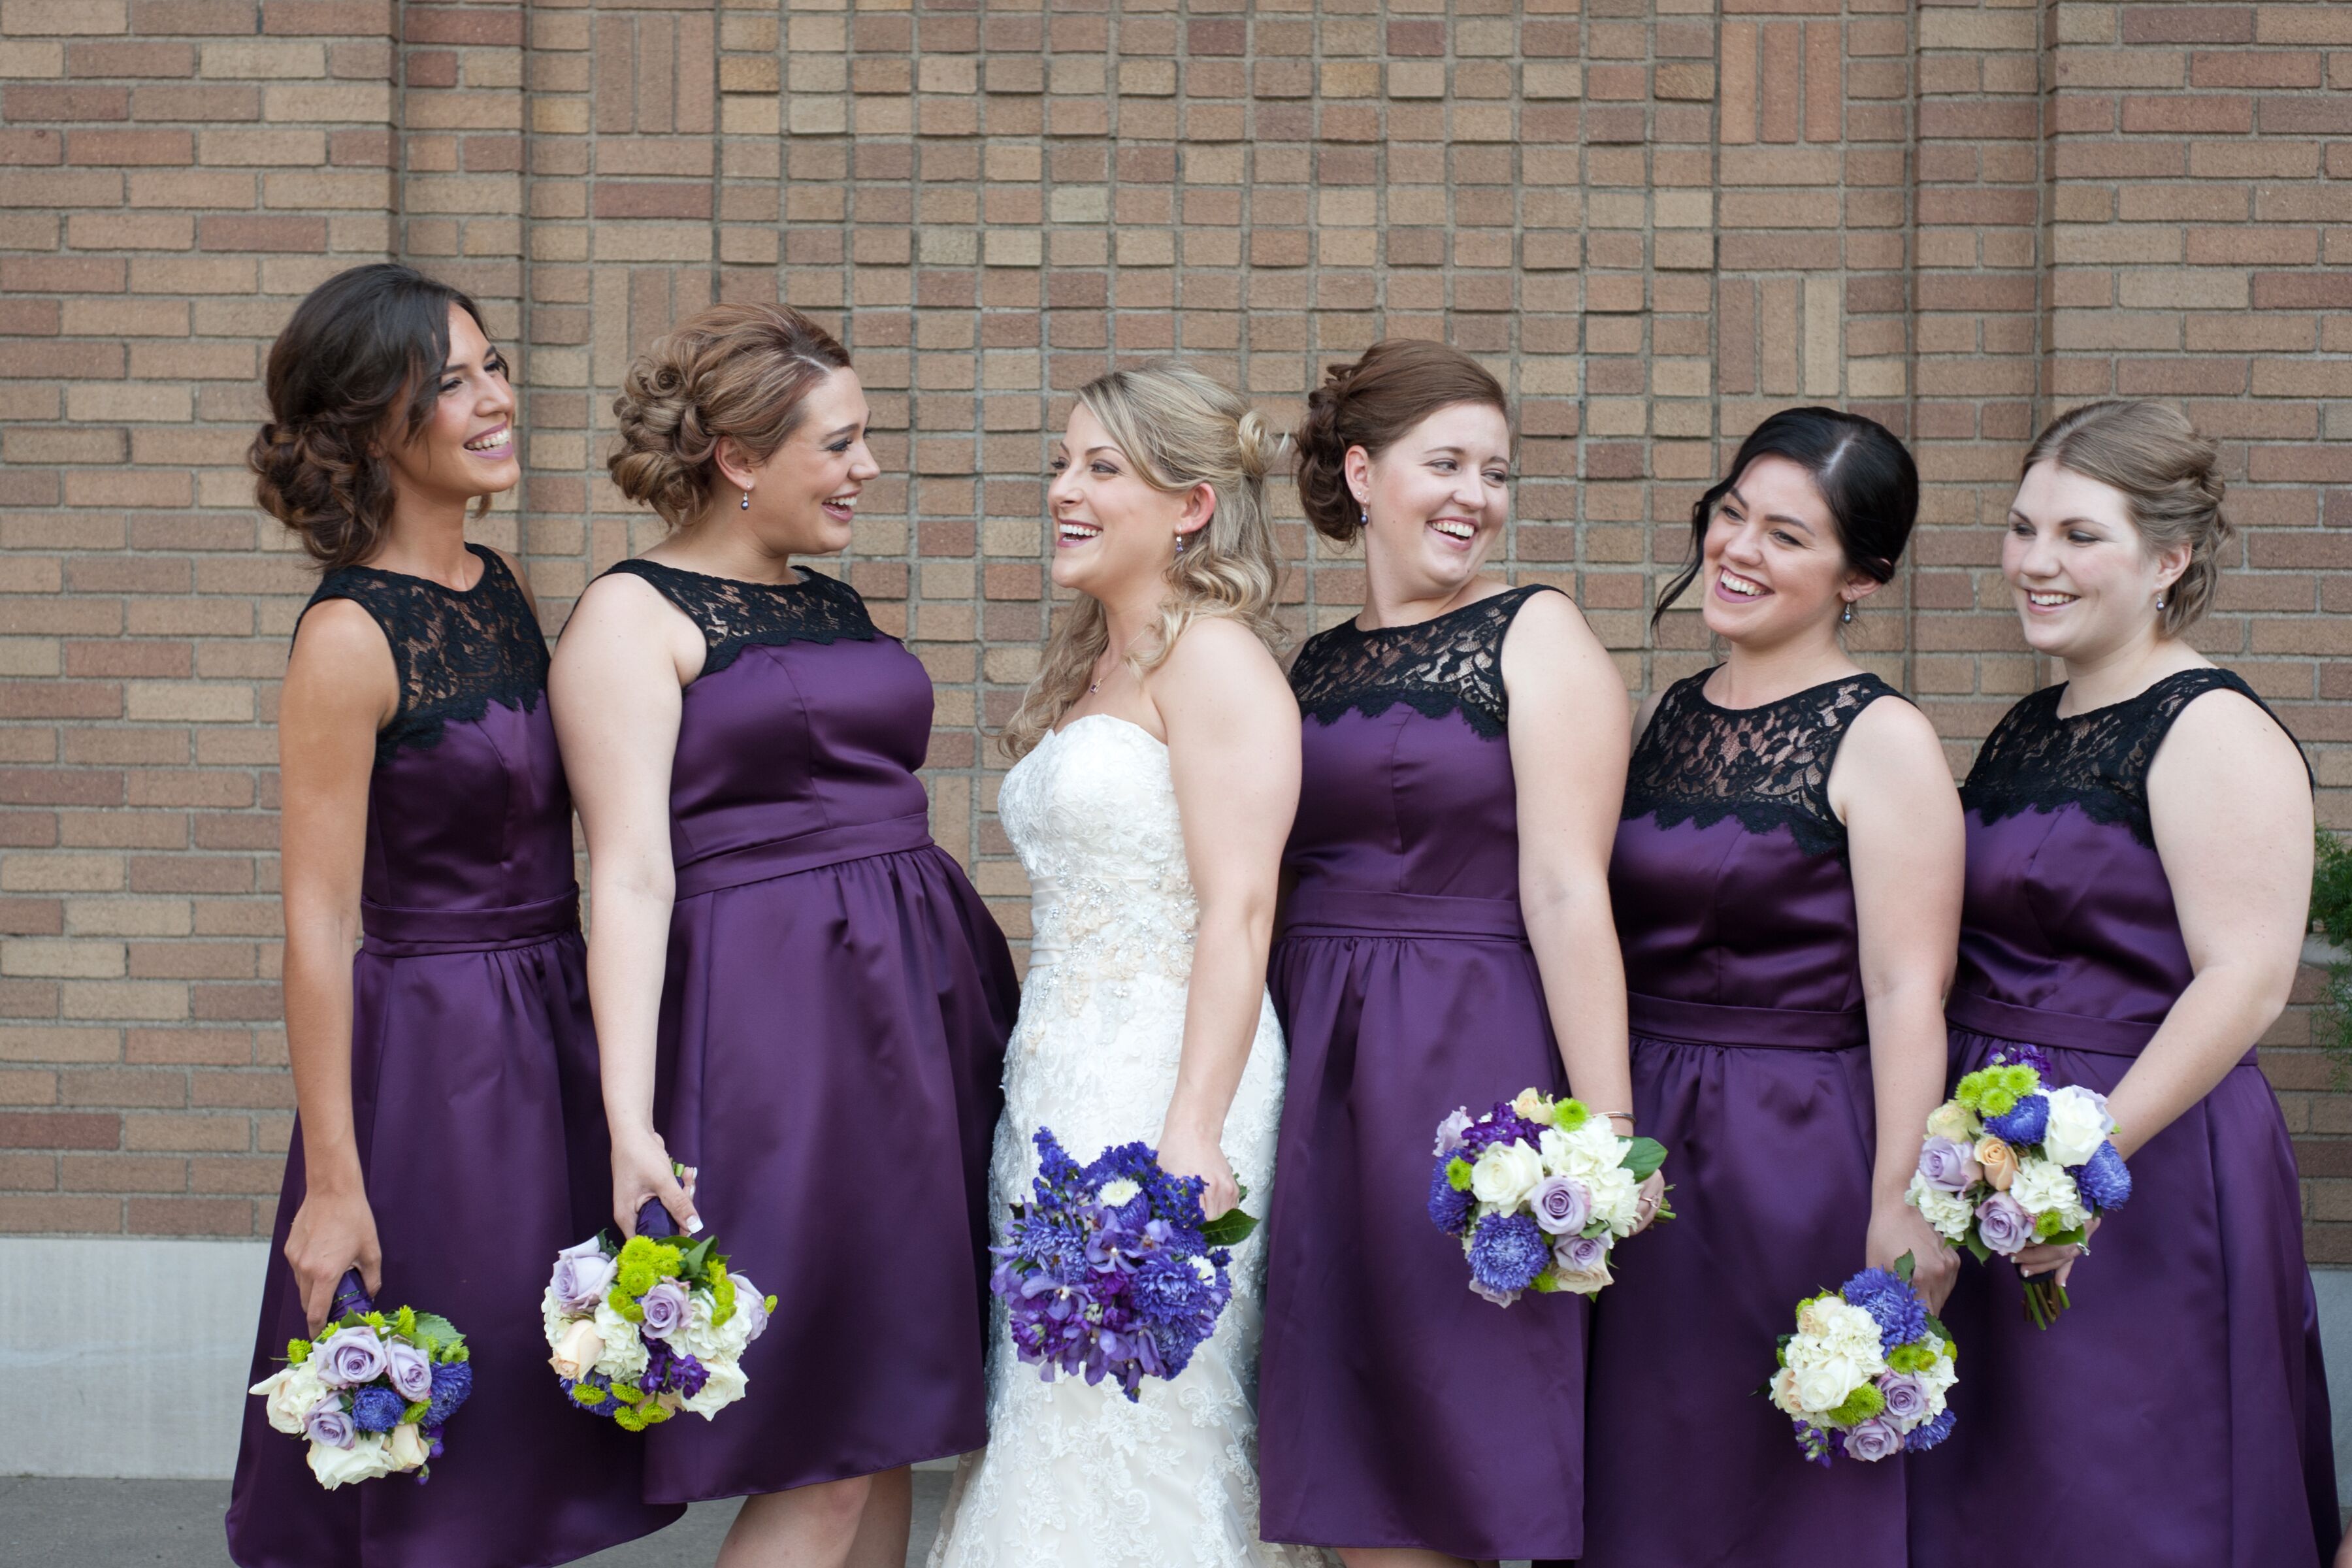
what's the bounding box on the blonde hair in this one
[2022,399,2229,637]
[999,361,1288,761]
[608,303,851,531]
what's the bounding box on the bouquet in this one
[989,1128,1258,1403]
[1765,1254,1957,1465]
[1903,1044,2133,1328]
[248,1271,472,1490]
[1427,1087,1668,1306]
[544,1203,775,1432]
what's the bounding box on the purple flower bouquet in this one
[988,1128,1256,1403]
[248,1271,471,1490]
[1764,1254,1958,1466]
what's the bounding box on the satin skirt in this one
[1259,907,1588,1561]
[1908,1027,2337,1568]
[226,930,681,1568]
[645,843,1016,1502]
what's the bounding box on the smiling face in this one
[1046,404,1210,603]
[726,366,879,556]
[1698,453,1880,645]
[1350,400,1512,600]
[382,304,518,507]
[2002,459,2187,662]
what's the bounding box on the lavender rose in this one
[303,1394,356,1450]
[638,1279,690,1341]
[383,1340,433,1403]
[314,1325,388,1389]
[1431,1108,1474,1158]
[551,1241,619,1315]
[730,1274,771,1341]
[1840,1416,1906,1463]
[1915,1137,1978,1194]
[1974,1191,2033,1256]
[1555,1234,1607,1273]
[1528,1175,1593,1236]
[1876,1372,1929,1425]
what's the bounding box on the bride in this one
[928,362,1327,1568]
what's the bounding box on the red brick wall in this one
[0,0,2345,1254]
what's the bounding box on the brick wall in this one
[0,0,2345,1254]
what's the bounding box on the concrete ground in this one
[0,1471,953,1567]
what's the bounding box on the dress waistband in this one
[1944,990,2161,1059]
[1280,885,1526,942]
[360,887,580,956]
[1627,991,1869,1051]
[673,811,936,900]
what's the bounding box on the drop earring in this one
[1174,533,1188,558]
[2155,590,2166,610]
[740,490,751,510]
[1840,601,1853,625]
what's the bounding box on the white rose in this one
[1552,1253,1614,1296]
[1795,1298,1839,1339]
[1793,1361,1854,1414]
[1769,1366,1806,1418]
[252,1360,329,1437]
[1469,1141,1543,1207]
[591,1299,649,1382]
[2041,1085,2115,1167]
[308,1433,400,1490]
[1905,1173,1975,1243]
[2010,1157,2089,1230]
[1925,1101,1977,1145]
[1511,1088,1549,1122]
[679,1358,749,1419]
[386,1422,430,1472]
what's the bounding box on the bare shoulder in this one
[1156,615,1298,717]
[1500,584,1594,647]
[562,565,679,640]
[1632,690,1665,741]
[2153,683,2306,792]
[289,595,393,678]
[1838,689,1951,783]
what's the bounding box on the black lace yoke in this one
[302,543,549,765]
[1288,585,1560,741]
[1621,670,1903,860]
[1961,667,2305,849]
[599,559,878,679]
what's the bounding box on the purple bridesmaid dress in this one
[227,546,682,1568]
[1575,672,1908,1567]
[1910,668,2337,1568]
[1257,587,1591,1561]
[598,560,1017,1503]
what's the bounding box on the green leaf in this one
[1200,1209,1259,1249]
[1923,1313,1952,1344]
[677,1237,717,1280]
[1963,1232,1992,1264]
[1620,1136,1668,1182]
[1892,1250,1916,1284]
[407,1312,463,1356]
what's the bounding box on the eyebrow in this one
[1083,445,1122,459]
[1723,485,1814,532]
[817,422,860,440]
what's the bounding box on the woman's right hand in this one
[612,1130,699,1236]
[285,1184,380,1335]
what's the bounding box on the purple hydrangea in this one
[1983,1092,2050,1145]
[423,1362,471,1428]
[2074,1138,2132,1212]
[1839,1268,1928,1351]
[350,1384,406,1434]
[1427,1158,1472,1235]
[1904,1405,1956,1453]
[1467,1213,1550,1295]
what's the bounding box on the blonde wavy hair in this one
[2021,399,2229,638]
[999,361,1288,761]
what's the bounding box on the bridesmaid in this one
[1575,408,1963,1566]
[550,304,1018,1568]
[1910,400,2336,1567]
[227,265,680,1565]
[1256,340,1652,1567]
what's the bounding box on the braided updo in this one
[2021,399,2230,637]
[250,263,490,572]
[608,303,852,531]
[1292,339,1509,544]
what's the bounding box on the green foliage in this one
[1200,1181,1258,1249]
[2313,830,2352,1088]
[1621,1136,1668,1183]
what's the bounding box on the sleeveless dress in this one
[1909,668,2338,1568]
[227,546,681,1568]
[1254,587,1592,1561]
[1575,671,1909,1567]
[927,714,1327,1568]
[596,559,1019,1503]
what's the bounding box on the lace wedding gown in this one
[928,715,1328,1568]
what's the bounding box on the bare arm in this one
[1502,593,1635,1119]
[549,573,702,1234]
[277,598,396,1330]
[1152,617,1301,1218]
[1833,695,1966,1309]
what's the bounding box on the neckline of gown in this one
[342,540,497,597]
[1689,664,1878,716]
[629,555,816,593]
[1045,710,1168,749]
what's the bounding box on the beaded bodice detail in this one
[600,559,877,679]
[1961,668,2300,849]
[304,544,548,765]
[1288,585,1558,741]
[1622,671,1901,861]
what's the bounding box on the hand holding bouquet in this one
[544,1206,774,1431]
[248,1271,472,1490]
[1903,1044,2133,1328]
[990,1128,1256,1403]
[1765,1254,1957,1465]
[1426,1088,1668,1307]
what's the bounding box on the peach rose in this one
[548,1318,605,1381]
[1974,1135,2018,1192]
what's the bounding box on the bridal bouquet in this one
[1426,1088,1667,1307]
[1765,1255,1957,1465]
[544,1209,775,1432]
[248,1271,472,1490]
[989,1128,1257,1403]
[1903,1043,2133,1328]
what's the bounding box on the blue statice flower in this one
[2074,1139,2132,1211]
[1904,1406,1956,1452]
[1467,1213,1550,1294]
[1984,1092,2050,1145]
[1989,1043,2051,1078]
[424,1362,472,1428]
[1427,1157,1473,1235]
[350,1385,406,1433]
[642,1339,709,1400]
[1839,1268,1928,1351]
[1458,1103,1546,1158]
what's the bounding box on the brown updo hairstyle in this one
[1292,339,1509,544]
[2020,399,2229,638]
[250,263,495,573]
[608,303,852,531]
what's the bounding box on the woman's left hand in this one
[1868,1196,1958,1314]
[1629,1171,1667,1237]
[1157,1120,1239,1220]
[2014,1214,2099,1288]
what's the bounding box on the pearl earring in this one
[1174,533,1188,558]
[1840,601,1853,625]
[740,490,751,510]
[2155,590,2166,610]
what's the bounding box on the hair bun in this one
[1234,408,1288,481]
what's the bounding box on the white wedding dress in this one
[928,715,1329,1568]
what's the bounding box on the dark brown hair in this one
[608,303,853,531]
[2021,399,2227,638]
[1292,339,1509,544]
[250,263,493,573]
